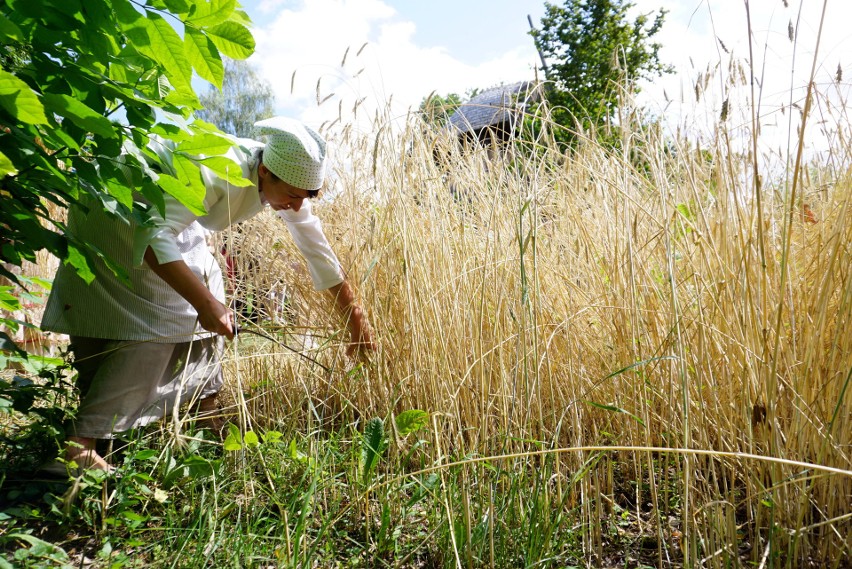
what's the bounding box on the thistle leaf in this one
[360,417,385,482]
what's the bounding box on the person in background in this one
[41,117,374,473]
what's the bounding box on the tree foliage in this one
[418,92,464,128]
[531,0,671,136]
[196,57,275,138]
[0,0,255,352]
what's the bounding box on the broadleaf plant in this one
[360,417,386,484]
[0,0,255,353]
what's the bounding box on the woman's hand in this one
[145,247,234,340]
[327,281,375,358]
[345,305,375,358]
[197,298,235,340]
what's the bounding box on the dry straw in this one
[218,71,850,562]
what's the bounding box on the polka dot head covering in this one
[255,117,327,191]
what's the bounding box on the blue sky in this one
[234,0,852,148]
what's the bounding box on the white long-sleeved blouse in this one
[41,141,343,342]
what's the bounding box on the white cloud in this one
[631,0,852,156]
[244,0,850,158]
[246,0,538,131]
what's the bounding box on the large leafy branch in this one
[0,0,255,349]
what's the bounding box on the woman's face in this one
[258,163,310,212]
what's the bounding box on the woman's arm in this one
[144,247,234,339]
[327,280,374,357]
[277,203,375,355]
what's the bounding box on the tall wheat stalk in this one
[218,78,850,562]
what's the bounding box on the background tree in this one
[419,92,463,128]
[0,0,254,357]
[530,0,671,139]
[196,58,275,138]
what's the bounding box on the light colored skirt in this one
[69,335,224,439]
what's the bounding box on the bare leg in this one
[65,436,112,471]
[194,395,225,437]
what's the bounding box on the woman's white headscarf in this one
[255,117,327,191]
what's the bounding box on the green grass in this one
[1,411,685,568]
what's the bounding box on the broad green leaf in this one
[261,430,283,444]
[121,138,161,182]
[104,177,134,210]
[139,180,167,218]
[149,14,194,92]
[43,122,82,151]
[78,239,131,287]
[205,21,255,60]
[0,287,21,311]
[160,0,191,15]
[120,511,147,523]
[157,173,206,216]
[395,409,428,436]
[243,430,259,447]
[129,14,193,96]
[15,352,63,375]
[171,153,205,185]
[64,243,95,284]
[182,455,216,478]
[47,0,85,25]
[0,70,48,125]
[41,94,117,138]
[0,13,24,42]
[108,59,131,86]
[150,123,190,141]
[9,0,78,30]
[81,0,115,30]
[223,423,242,451]
[196,156,253,187]
[184,28,224,88]
[98,158,135,210]
[229,8,253,26]
[5,534,68,561]
[360,417,385,482]
[156,74,178,100]
[186,0,236,27]
[223,434,242,451]
[0,151,18,177]
[190,118,229,135]
[165,87,201,109]
[133,449,159,460]
[125,102,157,131]
[113,0,144,29]
[177,133,233,156]
[22,276,52,291]
[80,31,121,66]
